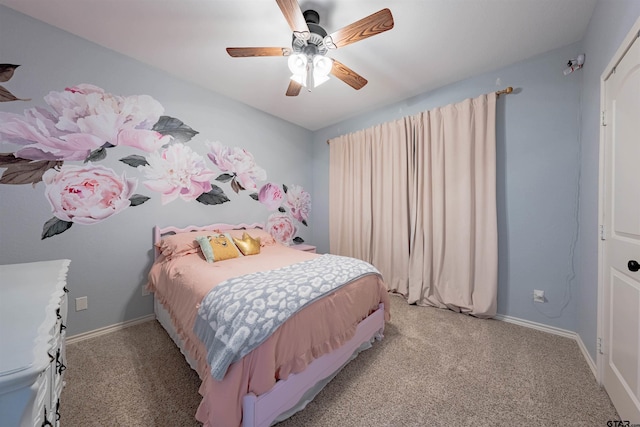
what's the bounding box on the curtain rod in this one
[327,87,514,144]
[496,86,513,96]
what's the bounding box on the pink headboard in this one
[153,223,264,259]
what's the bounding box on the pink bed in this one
[147,223,390,427]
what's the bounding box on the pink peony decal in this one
[46,84,164,145]
[266,213,297,246]
[258,183,284,211]
[140,144,216,205]
[43,163,137,225]
[207,141,266,192]
[117,129,171,153]
[0,108,104,161]
[0,84,165,161]
[285,184,311,224]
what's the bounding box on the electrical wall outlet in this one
[141,285,150,296]
[533,289,545,303]
[75,296,88,311]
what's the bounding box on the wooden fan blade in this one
[286,80,302,96]
[276,0,310,38]
[326,8,394,49]
[330,59,368,90]
[226,47,291,57]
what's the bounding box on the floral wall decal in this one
[41,163,141,238]
[0,83,311,242]
[266,213,297,246]
[207,141,267,193]
[256,183,311,245]
[140,143,217,205]
[284,184,311,227]
[257,183,284,211]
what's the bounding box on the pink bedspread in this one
[147,243,390,427]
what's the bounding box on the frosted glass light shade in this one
[313,55,332,77]
[313,74,330,87]
[288,54,307,75]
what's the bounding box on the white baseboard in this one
[65,314,156,345]
[494,314,597,378]
[64,311,599,380]
[574,333,598,379]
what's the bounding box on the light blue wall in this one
[0,7,312,336]
[3,2,638,348]
[576,1,640,361]
[311,0,640,350]
[311,43,585,332]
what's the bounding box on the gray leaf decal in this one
[196,185,230,205]
[215,173,233,183]
[129,194,150,206]
[152,116,199,142]
[0,64,20,83]
[231,179,245,194]
[0,85,30,102]
[293,236,304,244]
[120,155,149,168]
[249,192,259,201]
[84,147,107,163]
[0,156,62,185]
[0,65,31,102]
[42,217,73,239]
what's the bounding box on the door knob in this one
[629,260,640,272]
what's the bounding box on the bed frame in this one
[152,223,386,427]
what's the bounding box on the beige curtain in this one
[329,93,497,317]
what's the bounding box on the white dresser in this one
[0,259,71,427]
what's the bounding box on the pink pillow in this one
[217,228,276,247]
[157,231,214,259]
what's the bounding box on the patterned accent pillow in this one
[232,232,261,256]
[196,234,241,263]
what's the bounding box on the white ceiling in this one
[1,0,596,131]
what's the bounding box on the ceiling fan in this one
[226,0,394,96]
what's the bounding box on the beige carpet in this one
[61,295,619,426]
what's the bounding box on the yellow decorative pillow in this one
[196,234,240,263]
[232,232,261,256]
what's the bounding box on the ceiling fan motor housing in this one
[303,9,320,25]
[292,10,328,56]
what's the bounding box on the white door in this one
[601,27,640,422]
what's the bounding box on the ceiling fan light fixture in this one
[312,73,330,88]
[313,55,332,77]
[287,53,307,75]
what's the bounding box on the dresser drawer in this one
[26,365,52,427]
[0,260,70,427]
